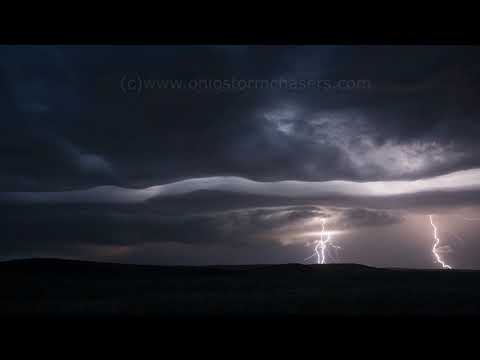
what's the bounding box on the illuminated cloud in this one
[2,168,480,204]
[262,108,467,179]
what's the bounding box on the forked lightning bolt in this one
[305,218,336,264]
[428,215,452,269]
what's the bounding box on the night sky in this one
[2,45,480,268]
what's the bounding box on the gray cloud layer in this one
[2,46,480,191]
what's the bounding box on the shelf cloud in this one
[2,168,480,206]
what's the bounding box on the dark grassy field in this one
[1,258,479,318]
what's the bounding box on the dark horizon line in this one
[0,257,472,271]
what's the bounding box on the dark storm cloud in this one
[0,126,116,190]
[0,201,400,257]
[3,46,480,191]
[0,46,117,191]
[340,208,403,228]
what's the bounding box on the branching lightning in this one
[428,215,452,269]
[305,218,336,264]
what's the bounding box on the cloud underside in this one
[0,203,402,257]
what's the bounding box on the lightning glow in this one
[305,218,336,264]
[428,215,452,269]
[446,231,465,245]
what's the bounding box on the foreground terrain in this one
[1,258,479,317]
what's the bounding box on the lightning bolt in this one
[428,215,452,269]
[305,218,336,264]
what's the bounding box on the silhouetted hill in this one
[1,258,479,317]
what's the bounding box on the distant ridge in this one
[1,258,473,273]
[0,257,377,271]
